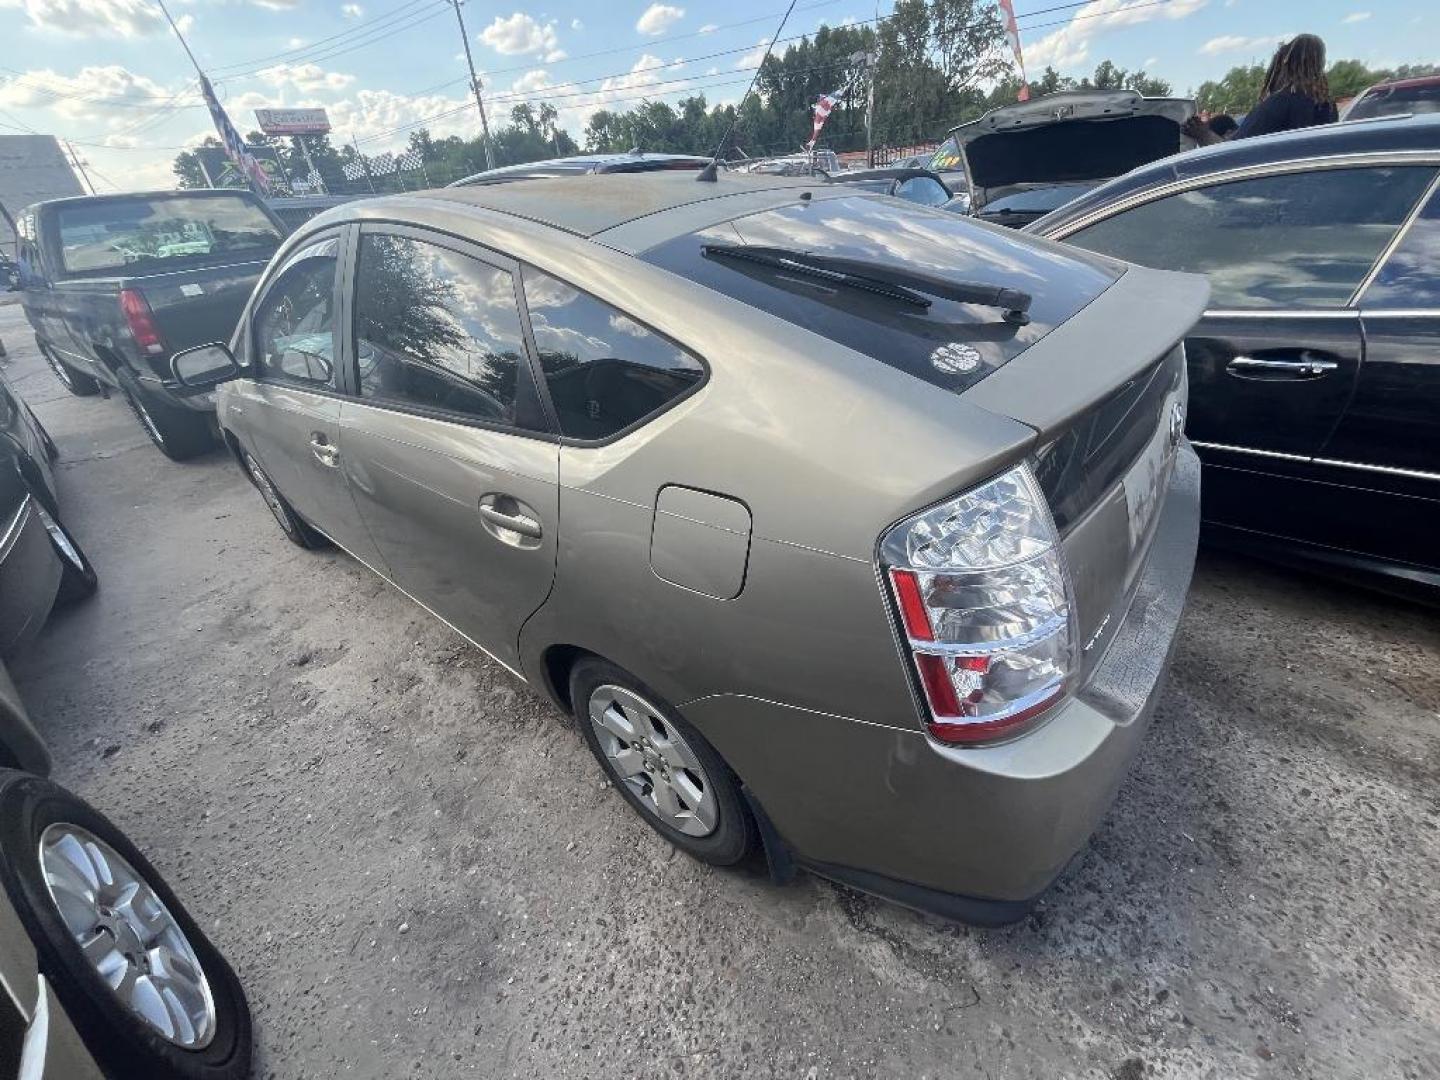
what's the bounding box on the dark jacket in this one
[1235,91,1339,140]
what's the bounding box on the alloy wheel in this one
[587,685,718,838]
[245,455,293,536]
[39,823,217,1049]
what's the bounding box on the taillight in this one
[119,289,165,357]
[881,464,1075,745]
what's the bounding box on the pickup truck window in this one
[55,195,283,276]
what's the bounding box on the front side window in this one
[353,233,530,427]
[1064,166,1436,308]
[522,269,704,440]
[896,176,950,207]
[1363,185,1440,309]
[253,237,339,388]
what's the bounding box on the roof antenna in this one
[697,0,799,182]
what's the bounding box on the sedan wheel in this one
[588,684,719,838]
[40,824,216,1049]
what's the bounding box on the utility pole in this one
[64,140,96,194]
[450,0,495,171]
[352,134,376,194]
[864,52,877,167]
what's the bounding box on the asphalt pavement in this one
[3,300,1438,1080]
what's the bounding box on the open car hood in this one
[950,91,1195,211]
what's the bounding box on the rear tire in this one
[571,658,756,867]
[38,339,100,397]
[243,453,329,549]
[0,770,252,1080]
[116,370,213,462]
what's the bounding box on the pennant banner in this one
[997,0,1030,102]
[199,75,272,195]
[806,91,844,150]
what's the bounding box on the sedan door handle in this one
[1226,354,1340,378]
[309,434,340,468]
[478,504,542,539]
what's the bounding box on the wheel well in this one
[221,429,248,473]
[91,344,124,373]
[541,645,594,714]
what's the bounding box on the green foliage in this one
[1197,59,1440,117]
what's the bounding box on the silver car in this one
[175,172,1207,924]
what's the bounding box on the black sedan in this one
[1031,114,1440,600]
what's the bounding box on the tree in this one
[172,137,222,189]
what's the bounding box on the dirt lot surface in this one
[3,302,1438,1080]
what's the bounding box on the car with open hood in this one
[943,89,1197,228]
[172,170,1207,923]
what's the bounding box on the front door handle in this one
[309,433,340,468]
[1226,354,1340,378]
[478,504,542,539]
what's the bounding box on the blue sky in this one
[0,0,1432,191]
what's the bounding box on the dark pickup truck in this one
[15,189,286,459]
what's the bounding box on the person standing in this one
[1187,34,1339,145]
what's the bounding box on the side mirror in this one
[171,342,240,388]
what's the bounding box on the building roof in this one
[409,171,817,238]
[0,134,83,251]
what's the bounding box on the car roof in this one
[449,152,710,186]
[1360,74,1440,92]
[405,171,818,238]
[1032,113,1440,234]
[829,167,941,183]
[29,188,264,212]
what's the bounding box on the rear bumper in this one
[684,444,1200,919]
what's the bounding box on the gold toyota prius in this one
[174,170,1208,924]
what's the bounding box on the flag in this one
[806,91,844,150]
[996,0,1029,102]
[199,75,272,195]
[397,148,423,172]
[370,152,397,175]
[342,159,366,181]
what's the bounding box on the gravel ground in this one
[3,302,1438,1080]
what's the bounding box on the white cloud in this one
[1143,56,1158,67]
[510,69,551,95]
[251,0,301,9]
[699,23,717,33]
[341,2,363,16]
[1342,11,1370,23]
[287,36,305,47]
[480,12,561,58]
[570,17,582,30]
[1026,0,1209,72]
[257,63,357,92]
[0,0,172,37]
[1198,33,1283,56]
[636,3,684,36]
[736,36,772,69]
[0,64,174,121]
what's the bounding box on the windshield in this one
[982,184,1097,215]
[1347,84,1440,119]
[929,135,963,173]
[56,194,282,275]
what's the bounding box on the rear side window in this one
[254,237,339,389]
[1065,166,1436,308]
[522,269,703,440]
[1362,184,1440,308]
[353,234,532,428]
[896,176,950,207]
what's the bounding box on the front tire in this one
[116,370,213,462]
[34,501,99,606]
[243,453,329,549]
[571,658,756,866]
[0,770,252,1080]
[38,339,100,397]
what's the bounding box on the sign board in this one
[253,108,331,136]
[198,145,290,193]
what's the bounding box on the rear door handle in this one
[309,433,340,468]
[478,504,542,539]
[1226,354,1340,378]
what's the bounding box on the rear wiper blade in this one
[702,243,932,308]
[702,243,1032,325]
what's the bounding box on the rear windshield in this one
[55,195,283,275]
[641,194,1122,395]
[1347,84,1440,119]
[983,184,1097,215]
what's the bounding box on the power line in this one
[213,2,451,80]
[210,0,438,73]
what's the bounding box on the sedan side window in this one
[522,269,704,440]
[896,177,950,208]
[1362,184,1440,309]
[253,236,339,388]
[1065,167,1437,309]
[353,233,532,428]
